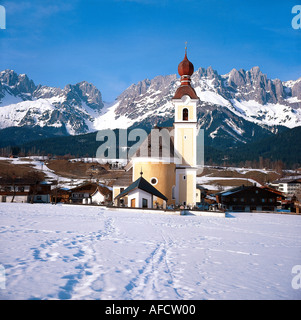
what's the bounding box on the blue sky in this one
[0,0,300,102]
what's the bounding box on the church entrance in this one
[131,198,136,208]
[142,198,148,208]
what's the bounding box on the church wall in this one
[128,189,153,209]
[176,104,195,122]
[113,187,128,206]
[133,161,176,206]
[178,173,187,204]
[175,127,194,166]
[113,187,121,200]
[176,169,197,207]
[186,173,195,205]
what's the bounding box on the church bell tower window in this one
[183,108,188,121]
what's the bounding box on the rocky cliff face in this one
[108,66,301,120]
[222,66,292,105]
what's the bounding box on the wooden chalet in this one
[51,187,71,204]
[0,178,51,203]
[216,185,281,212]
[70,182,98,204]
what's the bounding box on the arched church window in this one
[182,108,188,121]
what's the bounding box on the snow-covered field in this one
[0,203,300,300]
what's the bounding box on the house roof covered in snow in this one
[217,185,280,198]
[91,185,112,198]
[272,177,301,184]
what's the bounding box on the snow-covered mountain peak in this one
[94,65,301,147]
[0,70,104,135]
[0,67,301,147]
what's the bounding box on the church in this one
[113,48,201,209]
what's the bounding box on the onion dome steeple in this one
[172,43,199,100]
[178,44,194,80]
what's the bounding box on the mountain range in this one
[94,66,301,148]
[0,69,104,136]
[0,67,301,163]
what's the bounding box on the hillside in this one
[0,126,68,148]
[226,126,301,166]
[2,125,300,168]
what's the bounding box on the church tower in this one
[172,46,199,207]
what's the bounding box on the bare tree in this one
[10,174,16,203]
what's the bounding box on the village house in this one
[0,178,51,203]
[91,185,112,205]
[270,177,301,197]
[29,181,52,203]
[70,183,98,204]
[70,182,112,205]
[0,179,30,203]
[50,187,71,204]
[216,185,281,212]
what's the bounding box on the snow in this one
[196,175,261,190]
[286,97,301,103]
[230,99,301,129]
[94,101,135,130]
[94,98,174,131]
[224,118,245,136]
[0,90,101,134]
[284,78,301,88]
[195,88,230,107]
[0,98,60,129]
[209,127,220,139]
[0,92,23,107]
[0,203,300,300]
